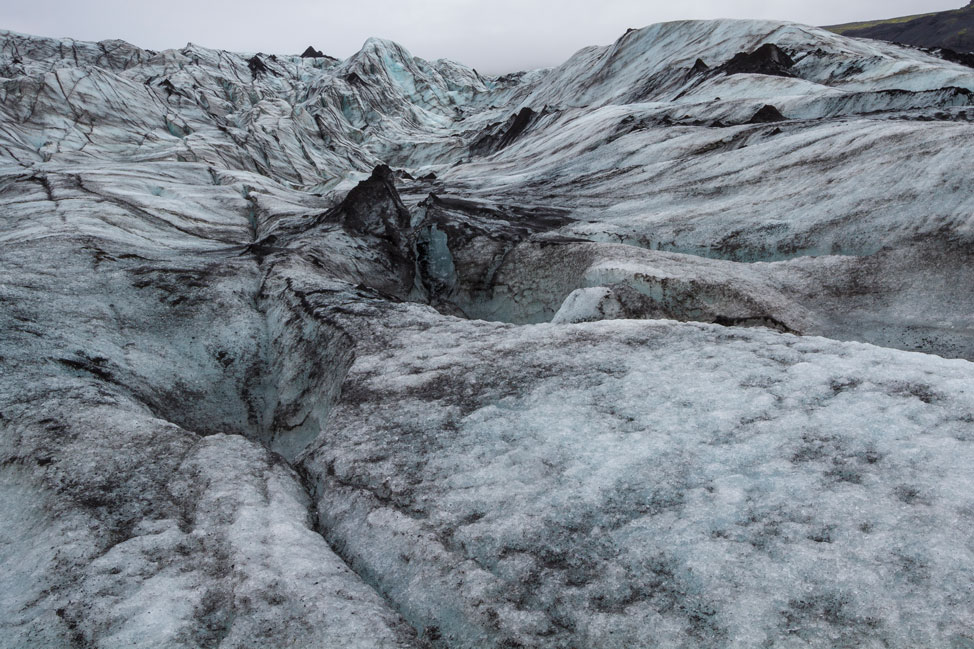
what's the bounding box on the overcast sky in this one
[3,0,963,73]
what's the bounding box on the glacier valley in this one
[1,18,974,648]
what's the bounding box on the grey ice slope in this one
[1,17,974,649]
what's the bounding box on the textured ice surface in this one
[302,309,974,648]
[2,16,974,649]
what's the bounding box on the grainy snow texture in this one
[1,18,973,649]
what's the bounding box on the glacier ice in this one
[1,17,974,649]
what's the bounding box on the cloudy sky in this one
[4,0,963,73]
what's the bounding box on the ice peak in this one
[358,36,414,60]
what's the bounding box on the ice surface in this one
[303,311,974,648]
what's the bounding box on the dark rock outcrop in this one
[311,165,417,296]
[247,55,270,78]
[689,58,710,75]
[718,43,796,77]
[332,165,412,239]
[301,46,325,58]
[470,106,538,156]
[748,104,787,123]
[935,46,974,68]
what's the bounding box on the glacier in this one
[1,17,974,648]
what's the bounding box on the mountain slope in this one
[827,2,974,54]
[2,19,974,648]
